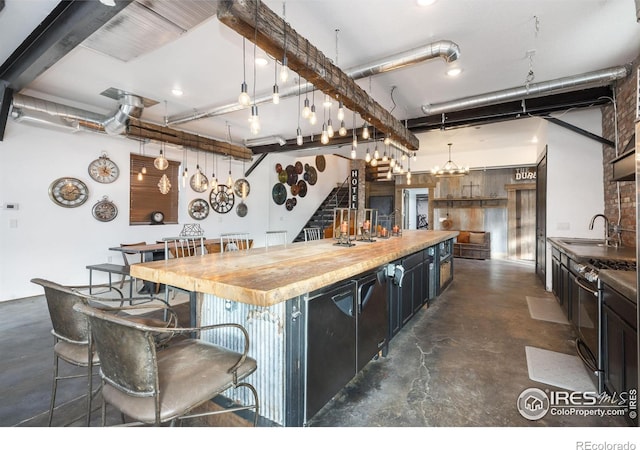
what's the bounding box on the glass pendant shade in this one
[137,171,143,181]
[365,148,371,163]
[337,102,345,121]
[339,121,347,136]
[250,105,260,135]
[327,119,334,138]
[371,157,377,167]
[158,174,171,194]
[141,166,147,174]
[210,173,217,190]
[239,82,251,106]
[296,127,303,146]
[321,125,329,145]
[373,145,380,160]
[227,170,233,189]
[382,151,388,162]
[309,105,317,125]
[362,124,370,140]
[302,98,311,118]
[280,56,289,82]
[386,169,392,180]
[351,147,357,159]
[182,168,188,188]
[154,149,168,170]
[272,84,280,104]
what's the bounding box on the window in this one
[129,154,179,225]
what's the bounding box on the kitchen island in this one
[131,230,458,426]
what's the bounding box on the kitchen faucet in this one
[588,214,614,246]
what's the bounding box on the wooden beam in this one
[217,0,419,151]
[126,118,252,161]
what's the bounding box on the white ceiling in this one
[2,0,639,159]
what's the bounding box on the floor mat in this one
[526,296,569,324]
[525,346,596,392]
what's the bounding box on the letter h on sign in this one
[350,169,359,209]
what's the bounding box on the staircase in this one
[293,183,350,242]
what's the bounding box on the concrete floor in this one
[1,258,632,433]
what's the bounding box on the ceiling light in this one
[362,123,370,140]
[99,0,116,6]
[416,0,437,6]
[255,56,268,67]
[171,88,183,97]
[432,143,469,177]
[238,38,250,106]
[337,101,345,121]
[446,67,462,77]
[339,120,347,136]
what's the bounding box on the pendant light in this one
[210,150,218,190]
[272,61,280,105]
[362,122,370,140]
[154,142,169,170]
[238,38,251,106]
[309,90,317,125]
[158,174,171,194]
[182,146,188,188]
[302,82,311,119]
[432,143,469,177]
[248,1,260,135]
[373,128,379,160]
[226,123,234,189]
[296,76,303,146]
[365,146,371,163]
[337,101,345,121]
[137,128,146,180]
[279,3,289,83]
[351,111,358,159]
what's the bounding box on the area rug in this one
[526,296,569,324]
[525,346,596,392]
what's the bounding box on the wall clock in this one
[188,198,210,220]
[190,172,209,193]
[210,185,234,214]
[91,196,118,222]
[48,177,89,208]
[150,210,165,225]
[88,153,119,183]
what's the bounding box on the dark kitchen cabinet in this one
[601,283,637,426]
[550,244,572,321]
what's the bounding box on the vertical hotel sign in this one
[350,169,358,209]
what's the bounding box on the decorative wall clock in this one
[210,185,235,214]
[91,196,118,222]
[190,172,209,193]
[88,152,119,183]
[48,177,89,208]
[188,198,210,220]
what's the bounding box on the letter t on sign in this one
[350,169,359,209]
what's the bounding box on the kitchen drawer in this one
[602,284,637,330]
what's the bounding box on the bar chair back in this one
[73,303,259,426]
[30,278,99,427]
[265,230,287,248]
[220,233,250,253]
[119,241,146,291]
[304,227,323,241]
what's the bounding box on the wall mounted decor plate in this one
[272,183,286,205]
[275,163,282,173]
[48,177,89,208]
[297,180,308,197]
[233,178,251,198]
[236,202,248,217]
[306,166,317,185]
[295,161,303,174]
[278,170,288,183]
[315,155,326,172]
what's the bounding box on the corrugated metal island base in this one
[131,230,458,426]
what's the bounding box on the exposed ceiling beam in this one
[247,87,613,154]
[217,0,420,151]
[127,118,253,161]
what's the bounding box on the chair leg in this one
[85,359,93,426]
[237,382,260,426]
[101,380,107,427]
[48,353,59,427]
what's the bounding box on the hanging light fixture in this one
[362,122,369,140]
[210,151,218,190]
[154,142,169,170]
[249,1,260,135]
[279,4,289,83]
[337,101,345,121]
[302,82,311,119]
[272,60,280,104]
[296,76,303,146]
[158,174,171,194]
[137,128,146,179]
[238,38,251,106]
[309,90,317,125]
[182,147,188,188]
[365,146,371,163]
[327,117,334,138]
[226,123,234,189]
[432,143,469,177]
[351,111,358,158]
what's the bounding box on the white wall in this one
[543,108,605,289]
[0,121,348,301]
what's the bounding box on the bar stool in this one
[265,230,287,248]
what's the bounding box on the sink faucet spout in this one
[588,214,610,245]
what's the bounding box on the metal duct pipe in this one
[168,39,460,126]
[421,66,629,116]
[10,92,143,135]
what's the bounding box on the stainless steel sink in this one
[558,238,606,247]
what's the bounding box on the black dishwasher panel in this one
[305,281,357,420]
[357,270,388,372]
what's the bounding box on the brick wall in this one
[601,54,639,247]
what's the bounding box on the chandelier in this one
[432,143,469,177]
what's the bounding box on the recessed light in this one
[416,0,437,6]
[255,57,268,67]
[171,88,183,97]
[446,67,462,77]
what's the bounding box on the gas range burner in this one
[588,258,637,271]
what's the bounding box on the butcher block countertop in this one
[130,230,458,307]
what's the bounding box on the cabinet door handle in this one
[574,278,598,296]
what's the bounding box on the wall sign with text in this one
[350,169,359,209]
[514,167,537,181]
